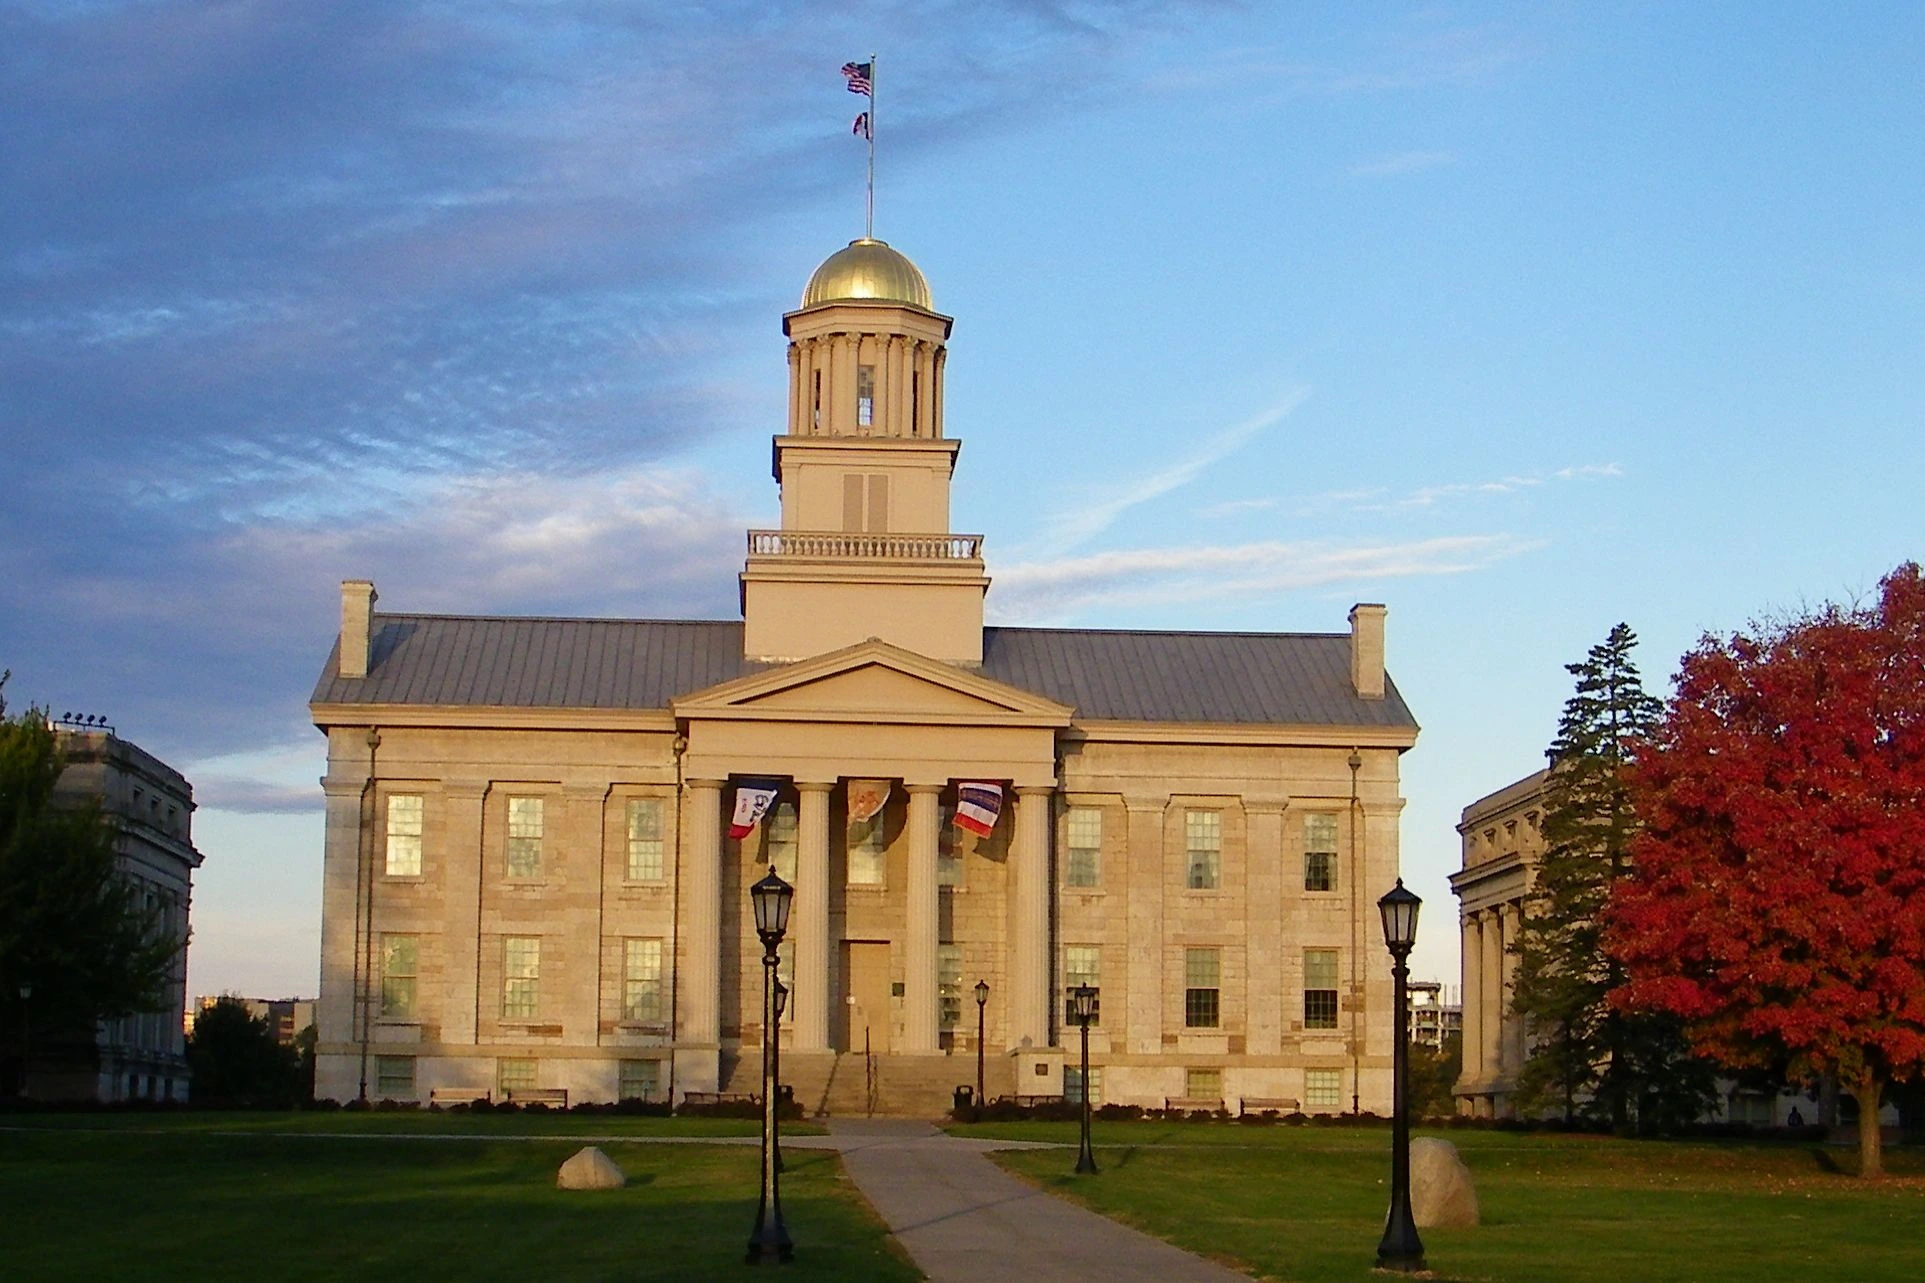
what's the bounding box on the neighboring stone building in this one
[309,238,1422,1113]
[1408,980,1460,1052]
[1449,769,1543,1117]
[37,725,200,1101]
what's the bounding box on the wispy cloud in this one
[1350,149,1457,178]
[990,533,1539,622]
[1199,464,1622,519]
[1033,389,1311,552]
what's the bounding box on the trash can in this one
[954,1085,974,1114]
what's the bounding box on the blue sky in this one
[4,2,1921,997]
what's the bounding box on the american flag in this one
[841,61,873,96]
[852,111,871,139]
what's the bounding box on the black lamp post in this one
[1375,878,1425,1273]
[16,981,32,1100]
[771,978,788,1174]
[1069,983,1099,1175]
[973,979,989,1117]
[747,865,795,1265]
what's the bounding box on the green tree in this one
[1509,625,1716,1131]
[1,674,179,1094]
[1409,1032,1463,1120]
[187,998,302,1106]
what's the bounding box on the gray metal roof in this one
[312,615,1417,730]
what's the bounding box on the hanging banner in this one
[847,779,892,825]
[728,780,781,841]
[954,781,1004,837]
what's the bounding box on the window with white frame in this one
[506,796,543,878]
[1185,1067,1222,1101]
[1185,810,1221,889]
[375,1055,415,1097]
[1305,1068,1342,1110]
[1184,947,1221,1028]
[938,944,963,1029]
[1066,1064,1103,1106]
[380,934,418,1019]
[1063,944,1101,1025]
[622,938,663,1023]
[847,813,886,886]
[1066,807,1101,888]
[937,804,963,887]
[385,794,423,876]
[1304,813,1339,892]
[765,800,798,883]
[619,1059,662,1102]
[497,1058,537,1096]
[502,936,540,1020]
[1303,949,1340,1029]
[626,798,665,881]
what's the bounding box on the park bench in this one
[1238,1096,1300,1116]
[504,1087,569,1108]
[428,1087,492,1107]
[1011,1093,1066,1108]
[1163,1096,1224,1114]
[679,1091,759,1108]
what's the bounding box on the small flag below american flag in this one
[842,60,873,95]
[852,111,871,139]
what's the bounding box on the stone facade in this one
[310,240,1421,1113]
[1449,769,1543,1117]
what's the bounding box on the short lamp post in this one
[974,979,990,1117]
[1069,983,1099,1175]
[1375,879,1425,1274]
[772,978,789,1174]
[747,865,795,1266]
[16,981,32,1099]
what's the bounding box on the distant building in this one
[38,724,202,1102]
[1448,769,1543,1117]
[193,996,317,1045]
[1407,980,1460,1052]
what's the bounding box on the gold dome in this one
[800,238,933,310]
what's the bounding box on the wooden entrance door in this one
[843,941,892,1053]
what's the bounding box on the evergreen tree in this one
[1509,625,1716,1131]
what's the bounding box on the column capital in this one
[1014,783,1057,799]
[793,779,836,794]
[906,781,947,796]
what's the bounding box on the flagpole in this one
[866,53,877,240]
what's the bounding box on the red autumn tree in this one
[1607,562,1925,1177]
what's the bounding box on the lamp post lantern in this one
[1069,983,1099,1175]
[747,864,795,1265]
[1375,878,1425,1273]
[973,979,989,1117]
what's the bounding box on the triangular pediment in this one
[674,638,1072,726]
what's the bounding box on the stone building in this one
[36,725,200,1101]
[309,238,1422,1113]
[1449,768,1543,1116]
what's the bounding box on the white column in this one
[1501,901,1524,1075]
[681,780,724,1049]
[793,781,833,1052]
[904,784,943,1052]
[1481,908,1504,1084]
[1459,914,1483,1088]
[1011,785,1053,1049]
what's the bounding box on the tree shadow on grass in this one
[1808,1147,1843,1175]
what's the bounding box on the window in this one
[1066,1065,1103,1106]
[1184,947,1220,1028]
[1066,808,1101,888]
[1304,813,1338,892]
[626,799,665,881]
[857,364,875,427]
[842,473,889,533]
[375,1055,415,1097]
[1304,949,1340,1029]
[811,370,822,430]
[380,934,418,1019]
[765,801,798,883]
[1305,1069,1342,1110]
[1185,810,1221,889]
[386,794,423,876]
[1063,945,1101,1025]
[848,813,886,886]
[622,939,663,1023]
[1185,1067,1222,1101]
[937,805,963,886]
[503,936,540,1020]
[619,1059,662,1102]
[938,944,963,1029]
[498,1058,537,1096]
[506,796,543,878]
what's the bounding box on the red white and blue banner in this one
[729,781,781,840]
[954,782,1004,837]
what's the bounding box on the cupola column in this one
[932,346,947,439]
[886,335,910,437]
[830,333,858,436]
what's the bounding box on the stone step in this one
[727,1050,1015,1117]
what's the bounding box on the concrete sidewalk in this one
[822,1118,1253,1283]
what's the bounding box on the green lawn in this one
[960,1120,1925,1283]
[0,1113,908,1282]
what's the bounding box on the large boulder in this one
[557,1146,627,1191]
[1409,1137,1478,1228]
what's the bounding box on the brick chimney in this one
[339,579,378,679]
[1349,602,1386,700]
